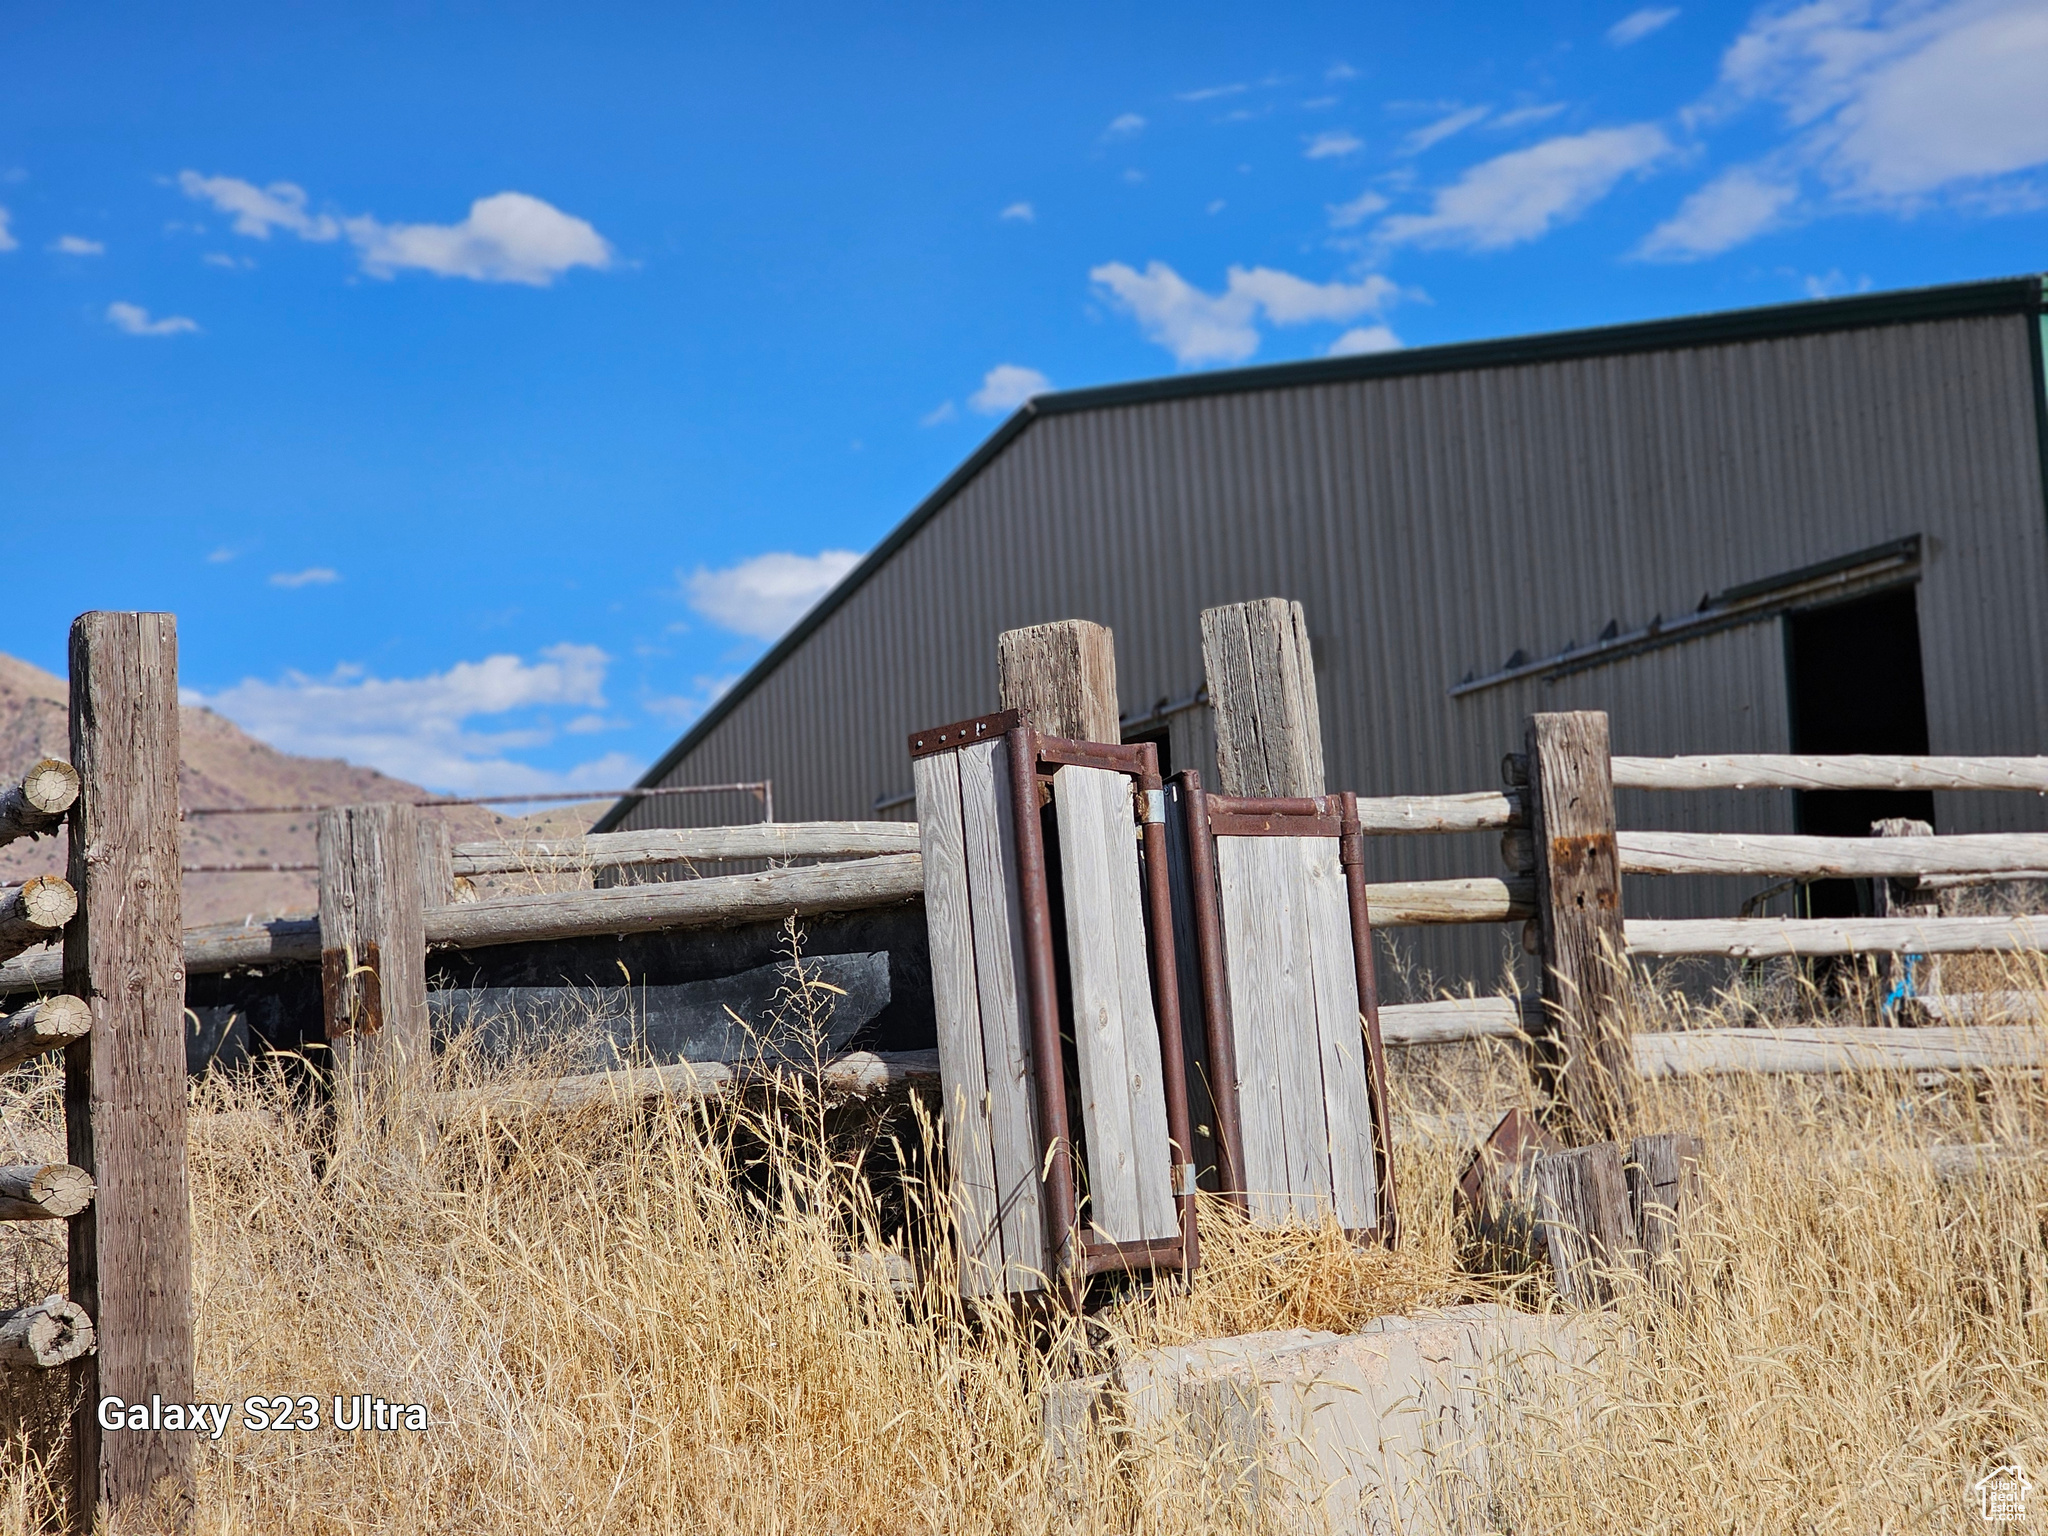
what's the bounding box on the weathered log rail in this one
[453,820,920,876]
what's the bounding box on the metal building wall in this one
[622,310,2048,993]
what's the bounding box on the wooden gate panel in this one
[1299,835,1378,1231]
[955,738,1049,1290]
[1053,764,1177,1245]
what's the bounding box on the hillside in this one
[0,652,611,926]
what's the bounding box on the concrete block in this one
[1112,1304,1601,1534]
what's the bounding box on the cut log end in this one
[21,759,80,818]
[15,875,77,931]
[0,1295,95,1369]
[0,1161,96,1221]
[0,992,92,1074]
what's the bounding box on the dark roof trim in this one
[594,271,2046,831]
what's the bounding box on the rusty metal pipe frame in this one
[1175,770,1247,1211]
[1134,742,1200,1282]
[1005,721,1082,1310]
[1340,791,1399,1245]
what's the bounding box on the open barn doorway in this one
[1785,584,1935,919]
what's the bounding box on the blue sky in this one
[5,1,2047,797]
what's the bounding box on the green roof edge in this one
[593,271,2047,832]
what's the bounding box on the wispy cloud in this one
[187,643,633,795]
[968,364,1051,414]
[1177,82,1246,102]
[207,546,237,564]
[1327,63,1358,82]
[684,550,864,641]
[1378,124,1672,249]
[0,208,18,253]
[1609,7,1680,46]
[106,301,199,336]
[178,172,612,286]
[50,234,103,255]
[1327,189,1391,228]
[1090,260,1400,366]
[1305,130,1364,159]
[1493,103,1570,129]
[270,567,339,588]
[919,400,958,427]
[1105,113,1147,136]
[203,252,255,269]
[1638,165,1798,258]
[1000,201,1035,222]
[1403,106,1491,154]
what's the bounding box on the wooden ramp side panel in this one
[1298,836,1378,1231]
[1053,765,1177,1245]
[955,739,1051,1291]
[1215,835,1331,1222]
[913,751,1007,1296]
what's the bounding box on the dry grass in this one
[2,966,2046,1533]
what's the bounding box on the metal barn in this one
[601,275,2048,990]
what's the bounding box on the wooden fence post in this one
[417,817,455,910]
[64,612,192,1526]
[319,803,430,1126]
[1199,598,1325,798]
[997,620,1120,740]
[1526,711,1635,1143]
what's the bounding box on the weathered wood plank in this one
[1378,996,1526,1046]
[957,739,1049,1291]
[0,759,80,850]
[0,1295,95,1370]
[64,610,192,1519]
[1612,754,2048,792]
[1534,1142,1635,1307]
[913,751,1004,1296]
[1200,598,1326,798]
[0,992,91,1074]
[0,1162,94,1221]
[417,818,455,906]
[452,821,920,876]
[1214,838,1292,1221]
[1527,712,1634,1143]
[1626,914,2048,956]
[320,803,430,1124]
[1055,765,1175,1244]
[1618,829,2048,879]
[1299,836,1376,1231]
[998,621,1121,741]
[1633,1025,2048,1077]
[1627,1132,1703,1305]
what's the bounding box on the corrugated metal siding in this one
[625,312,2048,992]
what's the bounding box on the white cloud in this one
[1403,106,1491,154]
[920,400,957,427]
[1609,7,1681,45]
[1328,325,1403,355]
[644,677,737,727]
[1327,63,1358,82]
[1106,113,1147,136]
[106,301,199,336]
[1378,124,1672,249]
[1493,103,1570,129]
[0,208,16,252]
[685,550,864,640]
[346,193,611,286]
[179,171,611,286]
[203,252,255,269]
[1639,165,1799,257]
[50,234,103,255]
[1177,83,1246,102]
[968,364,1051,414]
[207,546,236,563]
[1305,130,1364,159]
[1207,198,1227,214]
[188,643,632,796]
[177,171,340,241]
[1716,0,2048,203]
[1090,260,1401,366]
[1000,201,1035,222]
[270,567,340,588]
[1328,189,1390,228]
